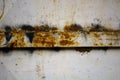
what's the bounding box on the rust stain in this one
[33,32,56,47]
[51,26,58,33]
[0,24,120,47]
[90,24,120,32]
[38,25,50,32]
[0,33,4,45]
[59,32,78,46]
[87,32,102,41]
[109,43,112,46]
[64,24,83,32]
[93,43,104,46]
[7,31,26,47]
[59,32,76,39]
[106,32,120,42]
[93,33,100,38]
[94,43,98,46]
[34,25,40,31]
[60,40,75,46]
[100,43,104,46]
[34,25,58,33]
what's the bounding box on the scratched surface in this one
[0,0,120,80]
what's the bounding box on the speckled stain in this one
[35,51,45,80]
[36,65,42,79]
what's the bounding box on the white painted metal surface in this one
[0,50,120,80]
[0,0,120,80]
[0,0,120,29]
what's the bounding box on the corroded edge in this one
[0,24,120,47]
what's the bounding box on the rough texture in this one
[0,24,119,47]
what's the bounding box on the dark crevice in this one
[0,47,119,54]
[5,26,12,32]
[5,32,12,43]
[21,25,34,31]
[25,32,34,43]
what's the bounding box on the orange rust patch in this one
[59,32,77,39]
[39,25,50,32]
[60,40,74,46]
[51,27,58,31]
[93,43,105,46]
[106,32,120,41]
[51,26,58,31]
[64,24,83,32]
[94,43,98,46]
[59,32,78,46]
[99,43,104,46]
[34,25,58,33]
[33,25,50,32]
[50,26,58,34]
[93,33,100,38]
[34,25,40,31]
[104,32,120,36]
[106,39,120,40]
[0,23,120,47]
[109,43,112,46]
[88,32,102,40]
[7,31,26,47]
[0,33,4,45]
[33,32,56,47]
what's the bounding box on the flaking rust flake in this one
[0,24,120,48]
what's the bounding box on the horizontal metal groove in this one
[0,24,119,47]
[0,31,119,47]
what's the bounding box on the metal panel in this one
[0,29,120,47]
[0,0,120,47]
[0,0,120,80]
[0,49,120,80]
